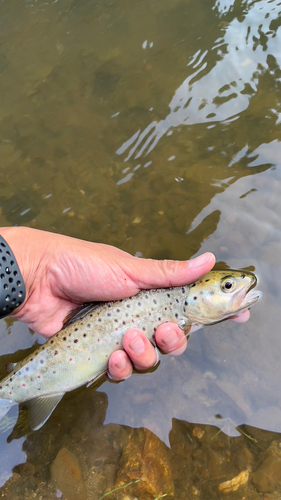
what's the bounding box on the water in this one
[0,0,281,497]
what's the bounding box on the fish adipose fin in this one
[5,362,18,373]
[26,393,64,431]
[63,302,102,328]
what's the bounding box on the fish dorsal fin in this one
[26,393,64,431]
[62,302,102,328]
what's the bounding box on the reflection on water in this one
[117,0,281,160]
[0,0,281,497]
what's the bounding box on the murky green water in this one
[0,0,281,497]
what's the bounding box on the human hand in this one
[1,227,248,381]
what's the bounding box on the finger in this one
[155,322,187,356]
[231,309,250,323]
[122,329,158,371]
[108,350,133,381]
[129,252,216,290]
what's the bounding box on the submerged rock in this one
[251,441,281,493]
[115,427,174,499]
[50,447,87,500]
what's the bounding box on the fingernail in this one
[162,328,178,347]
[114,353,127,371]
[189,252,214,268]
[129,334,145,354]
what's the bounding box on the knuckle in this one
[156,260,181,285]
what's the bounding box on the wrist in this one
[0,227,49,318]
[0,227,27,317]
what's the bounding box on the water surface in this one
[0,0,281,498]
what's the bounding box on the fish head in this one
[184,270,262,325]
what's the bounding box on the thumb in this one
[127,252,216,290]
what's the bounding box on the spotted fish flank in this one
[0,270,261,431]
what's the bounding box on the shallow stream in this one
[0,0,281,498]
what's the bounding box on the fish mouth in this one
[234,274,262,313]
[228,289,262,321]
[241,289,262,308]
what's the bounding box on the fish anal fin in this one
[63,302,102,328]
[26,393,64,431]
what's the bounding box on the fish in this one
[0,269,261,431]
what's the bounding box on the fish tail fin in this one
[0,399,15,421]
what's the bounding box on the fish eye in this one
[221,277,236,293]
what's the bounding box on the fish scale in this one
[0,270,261,431]
[0,287,187,400]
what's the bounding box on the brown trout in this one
[0,270,261,430]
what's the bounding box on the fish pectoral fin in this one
[26,393,64,431]
[177,318,191,334]
[86,370,107,388]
